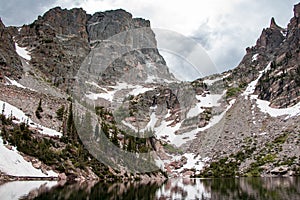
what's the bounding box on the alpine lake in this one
[0,177,299,200]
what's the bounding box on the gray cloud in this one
[189,0,299,72]
[155,28,216,81]
[0,0,56,26]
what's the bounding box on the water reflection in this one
[1,177,299,200]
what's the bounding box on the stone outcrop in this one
[15,7,90,89]
[0,18,22,79]
[227,3,300,108]
[254,3,300,108]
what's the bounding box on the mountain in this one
[0,3,300,181]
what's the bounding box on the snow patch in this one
[203,73,230,86]
[0,137,58,177]
[85,82,152,102]
[86,91,115,102]
[243,62,271,97]
[0,100,62,137]
[154,99,235,147]
[252,53,259,62]
[195,92,223,107]
[181,153,204,171]
[15,42,31,60]
[186,104,204,118]
[252,95,300,119]
[5,77,27,89]
[171,99,236,147]
[128,86,153,96]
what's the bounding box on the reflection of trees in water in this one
[201,177,300,200]
[27,177,300,199]
[33,180,162,200]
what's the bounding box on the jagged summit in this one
[293,2,300,18]
[269,17,284,31]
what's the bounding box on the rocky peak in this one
[255,18,285,51]
[270,17,284,31]
[87,9,150,42]
[293,2,300,18]
[40,7,89,39]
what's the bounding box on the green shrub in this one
[226,87,241,98]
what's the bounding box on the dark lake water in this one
[1,177,300,200]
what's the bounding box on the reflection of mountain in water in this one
[16,177,300,200]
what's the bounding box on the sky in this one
[0,0,299,80]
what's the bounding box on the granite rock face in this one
[14,7,90,89]
[0,19,22,80]
[227,3,300,108]
[255,3,300,108]
[11,7,173,89]
[87,9,151,41]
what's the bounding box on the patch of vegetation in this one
[197,146,256,178]
[273,133,288,144]
[245,133,290,176]
[56,105,65,121]
[226,87,241,98]
[163,143,183,154]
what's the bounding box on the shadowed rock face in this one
[0,19,22,80]
[227,3,300,108]
[87,9,151,42]
[254,3,300,108]
[11,7,172,89]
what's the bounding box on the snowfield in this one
[242,62,300,119]
[0,100,62,137]
[252,95,300,119]
[243,62,271,97]
[15,42,31,60]
[5,77,27,89]
[85,82,153,102]
[155,99,236,147]
[0,137,58,177]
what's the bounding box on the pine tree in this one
[66,102,77,143]
[35,99,43,119]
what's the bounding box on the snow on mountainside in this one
[14,42,31,60]
[0,136,57,177]
[243,62,300,119]
[0,100,62,137]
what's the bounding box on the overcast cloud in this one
[0,0,298,79]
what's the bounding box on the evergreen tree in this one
[35,99,43,119]
[94,124,100,139]
[56,105,65,121]
[111,125,119,147]
[66,102,77,143]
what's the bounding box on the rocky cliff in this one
[228,3,300,108]
[0,18,22,79]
